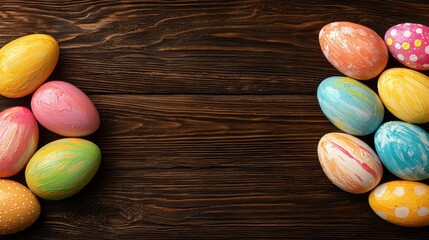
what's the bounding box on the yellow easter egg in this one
[378,68,429,123]
[369,181,429,227]
[0,34,59,98]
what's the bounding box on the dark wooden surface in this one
[2,0,429,239]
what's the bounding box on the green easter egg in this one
[25,138,101,200]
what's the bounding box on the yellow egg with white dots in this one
[0,179,41,235]
[369,181,429,227]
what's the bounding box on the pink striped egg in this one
[317,132,383,194]
[0,106,39,177]
[31,81,100,137]
[385,23,429,70]
[319,22,388,80]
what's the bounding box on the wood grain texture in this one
[0,0,428,239]
[0,0,425,94]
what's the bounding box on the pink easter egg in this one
[385,23,429,70]
[0,106,39,177]
[31,81,100,137]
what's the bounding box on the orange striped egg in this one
[317,132,383,194]
[369,181,429,227]
[319,22,388,80]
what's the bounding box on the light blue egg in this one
[317,76,384,136]
[374,121,429,180]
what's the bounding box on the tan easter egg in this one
[0,179,41,235]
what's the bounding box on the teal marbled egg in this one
[317,76,384,136]
[374,121,429,180]
[25,138,101,200]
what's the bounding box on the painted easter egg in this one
[317,76,384,136]
[25,138,101,200]
[385,23,429,70]
[0,179,41,235]
[369,181,429,227]
[317,132,383,194]
[374,121,429,180]
[31,81,100,137]
[0,106,39,178]
[0,34,59,98]
[378,68,429,123]
[319,21,388,80]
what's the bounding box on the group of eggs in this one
[0,34,101,234]
[317,22,429,227]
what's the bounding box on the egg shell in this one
[319,22,388,80]
[0,106,39,178]
[31,81,100,137]
[369,181,429,227]
[317,76,384,136]
[374,121,429,180]
[385,23,429,70]
[0,34,59,98]
[378,68,429,124]
[317,132,383,194]
[0,179,41,235]
[25,138,101,200]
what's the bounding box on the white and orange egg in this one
[319,22,388,80]
[317,132,383,194]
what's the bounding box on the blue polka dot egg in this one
[317,76,384,136]
[374,121,429,180]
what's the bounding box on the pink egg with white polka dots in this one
[385,23,429,70]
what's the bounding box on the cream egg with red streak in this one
[31,81,100,137]
[317,132,383,194]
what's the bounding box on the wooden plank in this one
[1,0,429,239]
[5,95,428,239]
[0,0,425,94]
